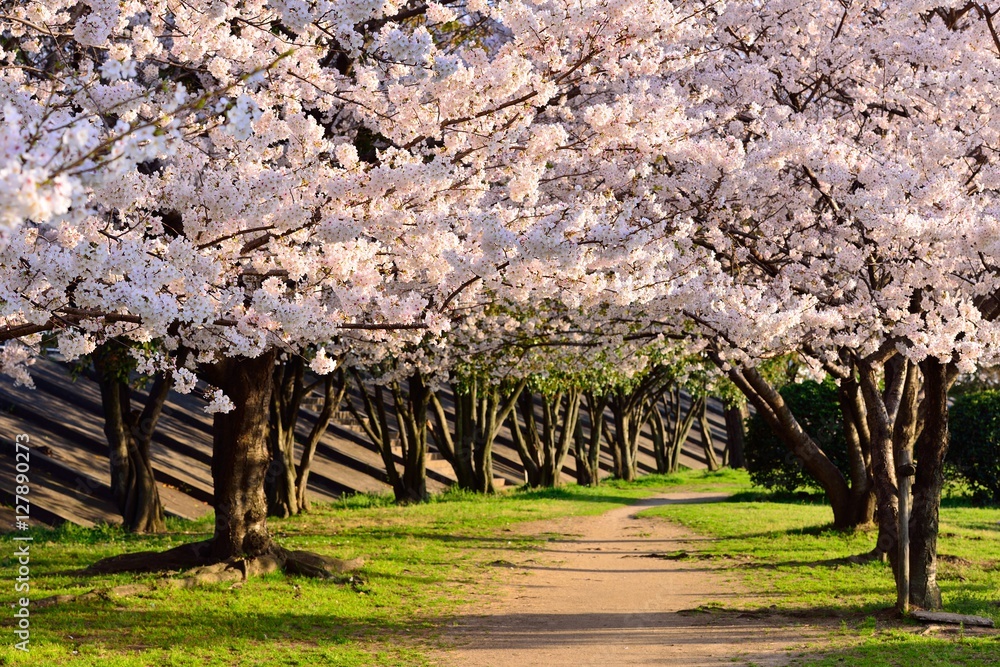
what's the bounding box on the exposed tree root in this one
[35,542,364,608]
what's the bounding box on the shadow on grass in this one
[724,490,831,505]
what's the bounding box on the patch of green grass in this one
[641,490,1000,665]
[0,469,744,666]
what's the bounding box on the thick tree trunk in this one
[909,358,952,610]
[93,344,168,534]
[208,351,277,561]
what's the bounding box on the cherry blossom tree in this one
[614,0,1000,610]
[1,0,706,575]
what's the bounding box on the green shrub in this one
[948,391,1000,505]
[745,379,850,492]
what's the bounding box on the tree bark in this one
[856,357,911,567]
[395,373,430,503]
[430,378,524,493]
[93,343,169,534]
[88,348,353,579]
[724,403,748,469]
[348,369,431,503]
[430,385,477,490]
[666,390,699,473]
[295,372,343,512]
[699,400,720,471]
[266,358,304,518]
[909,358,952,610]
[838,375,877,527]
[720,360,855,529]
[207,351,277,561]
[510,389,581,487]
[575,392,608,486]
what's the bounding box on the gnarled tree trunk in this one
[208,351,277,561]
[266,358,345,516]
[510,389,581,487]
[429,378,525,493]
[349,369,430,503]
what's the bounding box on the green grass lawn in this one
[4,468,996,666]
[0,470,746,666]
[641,488,1000,666]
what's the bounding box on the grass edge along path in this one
[0,469,747,667]
[641,490,1000,667]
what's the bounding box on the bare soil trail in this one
[433,493,834,667]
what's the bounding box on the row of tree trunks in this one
[94,345,738,534]
[91,352,349,578]
[723,348,952,611]
[89,343,955,612]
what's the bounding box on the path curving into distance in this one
[434,493,830,667]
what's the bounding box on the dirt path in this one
[433,493,832,667]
